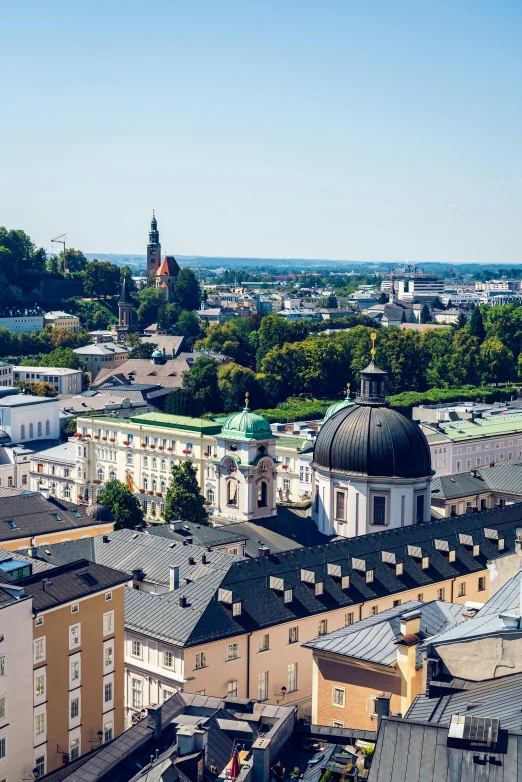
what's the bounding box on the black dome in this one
[86,501,115,522]
[313,403,432,479]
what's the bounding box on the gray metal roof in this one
[33,440,76,465]
[303,600,465,667]
[146,521,247,549]
[431,472,488,500]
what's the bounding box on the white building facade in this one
[13,366,83,394]
[0,395,60,444]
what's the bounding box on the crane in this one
[51,233,68,273]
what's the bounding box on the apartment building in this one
[14,365,83,394]
[0,308,44,334]
[44,311,81,332]
[73,342,129,379]
[422,413,522,476]
[0,392,60,443]
[0,362,13,387]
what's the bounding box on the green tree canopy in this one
[164,460,207,524]
[164,388,204,417]
[97,479,144,530]
[39,347,85,370]
[480,338,515,385]
[182,356,222,413]
[318,294,338,308]
[420,304,431,323]
[129,342,157,359]
[174,310,200,338]
[217,363,263,412]
[173,268,201,311]
[83,260,121,298]
[59,248,87,274]
[468,306,486,340]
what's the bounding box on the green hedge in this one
[254,397,335,423]
[388,386,518,416]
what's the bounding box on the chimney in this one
[400,609,421,637]
[375,692,391,731]
[132,568,144,588]
[40,487,50,500]
[27,546,37,558]
[201,554,207,565]
[258,545,270,558]
[170,566,179,591]
[102,534,110,543]
[188,557,195,565]
[423,656,440,695]
[179,595,187,608]
[146,703,162,741]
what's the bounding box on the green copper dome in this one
[324,388,355,421]
[220,395,272,441]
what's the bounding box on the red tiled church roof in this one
[156,255,180,277]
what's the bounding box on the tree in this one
[431,297,444,311]
[83,260,120,299]
[120,266,137,294]
[59,247,87,274]
[165,388,204,417]
[319,294,338,308]
[129,342,157,359]
[469,307,486,341]
[218,363,263,412]
[164,461,208,525]
[137,288,165,328]
[97,479,144,530]
[173,268,201,311]
[401,309,407,323]
[158,302,180,332]
[174,310,200,338]
[454,313,468,330]
[377,292,389,305]
[125,332,143,350]
[480,338,515,386]
[182,356,222,413]
[420,304,431,324]
[39,347,84,370]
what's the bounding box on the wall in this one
[0,521,114,552]
[33,584,125,775]
[0,596,34,781]
[313,654,401,731]
[436,634,522,682]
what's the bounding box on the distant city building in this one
[13,365,83,394]
[433,307,470,325]
[43,311,80,331]
[0,361,13,387]
[73,341,129,379]
[0,307,44,334]
[0,393,60,444]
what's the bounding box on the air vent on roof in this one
[78,572,98,587]
[448,714,499,748]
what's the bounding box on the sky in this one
[1,0,522,264]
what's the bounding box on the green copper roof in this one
[426,413,522,443]
[220,404,272,442]
[324,394,356,421]
[129,412,222,434]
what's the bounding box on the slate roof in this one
[0,493,109,542]
[0,546,53,574]
[30,528,240,587]
[32,440,76,465]
[146,521,247,549]
[407,671,522,730]
[432,460,522,500]
[431,472,488,500]
[368,716,522,782]
[92,358,191,389]
[14,559,128,612]
[303,600,466,667]
[423,411,522,443]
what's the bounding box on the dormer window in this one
[396,562,404,576]
[473,544,480,557]
[421,556,430,570]
[366,570,374,584]
[341,575,350,590]
[283,589,293,604]
[449,550,456,563]
[315,582,324,597]
[232,601,242,617]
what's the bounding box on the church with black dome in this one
[312,335,433,537]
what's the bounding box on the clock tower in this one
[147,211,161,280]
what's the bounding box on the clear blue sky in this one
[2,0,521,263]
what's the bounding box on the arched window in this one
[97,468,104,482]
[152,458,157,469]
[127,452,133,465]
[29,423,34,439]
[45,420,50,436]
[20,424,25,440]
[77,466,82,478]
[37,422,42,437]
[152,478,157,492]
[227,481,238,507]
[64,485,71,499]
[161,459,166,472]
[257,481,268,508]
[143,477,148,491]
[50,482,56,495]
[143,456,148,468]
[109,471,116,481]
[207,487,215,504]
[160,480,166,494]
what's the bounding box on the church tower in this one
[147,211,161,279]
[116,275,134,342]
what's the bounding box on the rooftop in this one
[32,440,77,465]
[424,412,522,442]
[74,342,129,356]
[13,365,81,375]
[129,412,223,434]
[0,493,110,542]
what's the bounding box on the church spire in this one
[357,332,388,406]
[147,210,161,278]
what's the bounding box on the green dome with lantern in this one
[220,393,273,441]
[151,348,163,364]
[324,383,355,421]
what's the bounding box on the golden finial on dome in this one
[245,391,250,409]
[370,332,377,359]
[346,382,351,398]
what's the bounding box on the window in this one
[416,494,425,524]
[104,646,113,667]
[288,663,298,692]
[315,581,324,597]
[318,619,328,636]
[437,588,445,601]
[417,593,424,602]
[284,589,293,604]
[34,755,45,778]
[456,460,462,472]
[332,720,345,728]
[64,485,70,499]
[131,639,142,658]
[103,611,114,635]
[372,495,386,525]
[105,591,112,601]
[70,737,80,761]
[421,556,430,570]
[333,686,345,707]
[0,656,4,677]
[258,671,268,701]
[227,643,239,660]
[69,624,80,648]
[70,660,79,682]
[70,697,79,719]
[163,650,174,668]
[35,713,45,735]
[227,680,238,697]
[35,675,45,697]
[335,491,346,520]
[257,481,268,508]
[103,720,113,743]
[393,599,401,607]
[131,678,142,709]
[478,576,486,592]
[366,570,374,584]
[34,637,46,662]
[232,601,242,616]
[195,689,206,696]
[21,424,25,440]
[345,612,354,626]
[195,651,207,669]
[289,626,299,644]
[371,605,378,616]
[227,480,238,506]
[0,737,5,761]
[259,634,269,652]
[38,422,42,437]
[45,420,50,436]
[458,582,466,597]
[104,682,113,703]
[0,698,4,720]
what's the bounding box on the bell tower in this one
[147,211,161,280]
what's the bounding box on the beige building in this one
[44,311,81,332]
[73,342,129,380]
